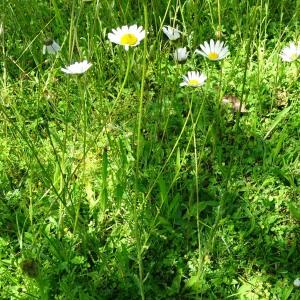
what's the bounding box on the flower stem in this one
[107,51,132,120]
[134,2,148,299]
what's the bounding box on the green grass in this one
[1,0,300,299]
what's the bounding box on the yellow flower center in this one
[290,53,298,60]
[188,79,200,86]
[208,52,219,60]
[120,33,138,46]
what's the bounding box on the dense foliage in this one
[1,0,300,299]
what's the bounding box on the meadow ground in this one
[1,0,300,299]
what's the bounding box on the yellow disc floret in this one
[208,52,219,60]
[188,79,200,86]
[120,33,138,46]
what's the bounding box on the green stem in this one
[134,3,148,299]
[217,0,222,33]
[108,51,132,120]
[74,75,88,232]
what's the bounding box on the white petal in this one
[196,49,207,57]
[280,54,292,62]
[201,43,210,55]
[200,74,207,81]
[52,41,61,51]
[137,26,144,33]
[215,41,222,54]
[210,39,215,53]
[108,33,117,42]
[219,47,229,58]
[61,67,71,74]
[290,42,296,52]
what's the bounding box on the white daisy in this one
[162,25,181,41]
[173,47,188,62]
[61,60,92,74]
[196,39,229,61]
[180,71,207,87]
[108,25,145,51]
[294,278,300,288]
[280,41,300,62]
[43,39,61,55]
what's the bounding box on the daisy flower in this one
[162,25,181,41]
[196,39,229,61]
[61,60,92,74]
[180,71,207,87]
[173,47,188,62]
[43,39,61,55]
[280,41,300,62]
[294,278,300,288]
[108,25,145,51]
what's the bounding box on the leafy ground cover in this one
[1,0,300,299]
